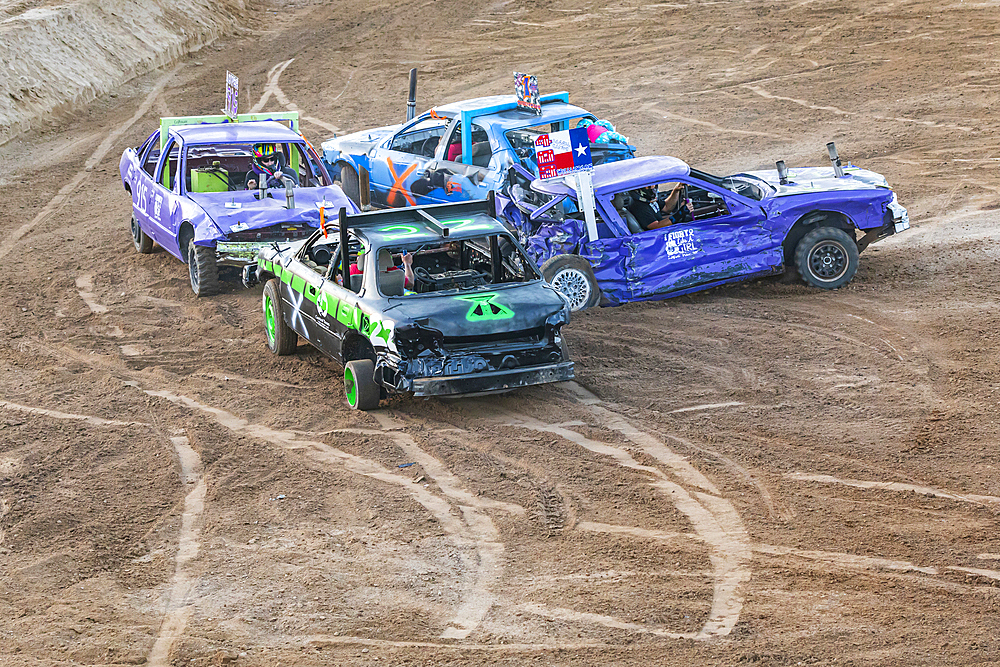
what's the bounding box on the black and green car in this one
[245,199,574,410]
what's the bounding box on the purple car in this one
[120,114,356,296]
[502,146,909,310]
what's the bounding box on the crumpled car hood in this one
[744,165,892,197]
[321,124,400,157]
[384,283,567,338]
[189,186,355,236]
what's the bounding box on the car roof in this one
[169,120,303,145]
[432,94,592,130]
[532,156,692,197]
[344,203,509,246]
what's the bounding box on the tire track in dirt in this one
[252,59,341,134]
[0,400,149,428]
[785,471,1000,506]
[75,274,108,315]
[146,430,206,667]
[0,65,180,261]
[142,389,513,641]
[575,518,1000,594]
[742,84,974,132]
[369,410,521,639]
[495,384,752,640]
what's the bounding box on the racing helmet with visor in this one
[252,143,279,172]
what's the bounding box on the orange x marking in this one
[386,157,418,207]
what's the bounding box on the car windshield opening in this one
[185,142,329,193]
[377,234,538,297]
[690,167,768,201]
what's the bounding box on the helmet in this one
[252,144,278,171]
[638,186,656,202]
[252,143,276,160]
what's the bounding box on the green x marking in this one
[456,293,514,322]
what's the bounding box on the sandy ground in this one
[2,0,1000,665]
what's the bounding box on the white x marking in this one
[288,286,307,332]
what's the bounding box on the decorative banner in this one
[514,71,540,114]
[225,71,239,120]
[534,127,592,179]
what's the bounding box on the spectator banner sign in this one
[514,71,540,114]
[534,127,593,179]
[225,71,239,120]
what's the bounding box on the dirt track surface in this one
[3,1,1000,664]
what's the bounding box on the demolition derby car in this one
[245,199,575,410]
[119,112,355,296]
[321,90,634,209]
[502,144,909,309]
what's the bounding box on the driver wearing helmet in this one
[245,143,299,190]
[626,183,693,231]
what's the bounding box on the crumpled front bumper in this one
[215,240,272,266]
[888,192,909,233]
[408,361,574,397]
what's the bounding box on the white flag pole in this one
[575,169,599,243]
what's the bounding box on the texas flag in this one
[534,127,592,179]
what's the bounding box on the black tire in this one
[187,239,219,297]
[262,279,298,355]
[794,226,859,290]
[131,214,154,254]
[344,359,380,410]
[339,163,361,207]
[540,254,601,311]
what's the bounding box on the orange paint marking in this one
[386,157,418,207]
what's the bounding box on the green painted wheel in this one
[344,365,359,408]
[262,279,298,355]
[264,292,277,347]
[344,359,379,410]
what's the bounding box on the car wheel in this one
[187,238,219,297]
[344,359,380,410]
[794,226,859,290]
[262,279,298,355]
[540,254,600,311]
[130,215,154,254]
[339,163,361,207]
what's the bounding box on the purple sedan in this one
[120,116,356,296]
[502,148,909,310]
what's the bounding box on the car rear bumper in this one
[409,361,574,397]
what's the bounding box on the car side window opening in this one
[377,234,536,297]
[158,139,180,191]
[389,117,450,156]
[444,123,491,167]
[625,181,732,234]
[303,232,364,291]
[141,139,162,178]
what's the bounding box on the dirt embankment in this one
[0,0,255,145]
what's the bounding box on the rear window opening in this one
[376,234,538,297]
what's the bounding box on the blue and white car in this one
[119,112,356,296]
[320,93,634,209]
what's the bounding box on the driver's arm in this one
[401,251,415,288]
[659,184,685,214]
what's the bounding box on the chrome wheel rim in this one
[550,267,591,311]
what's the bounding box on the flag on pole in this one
[534,127,592,179]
